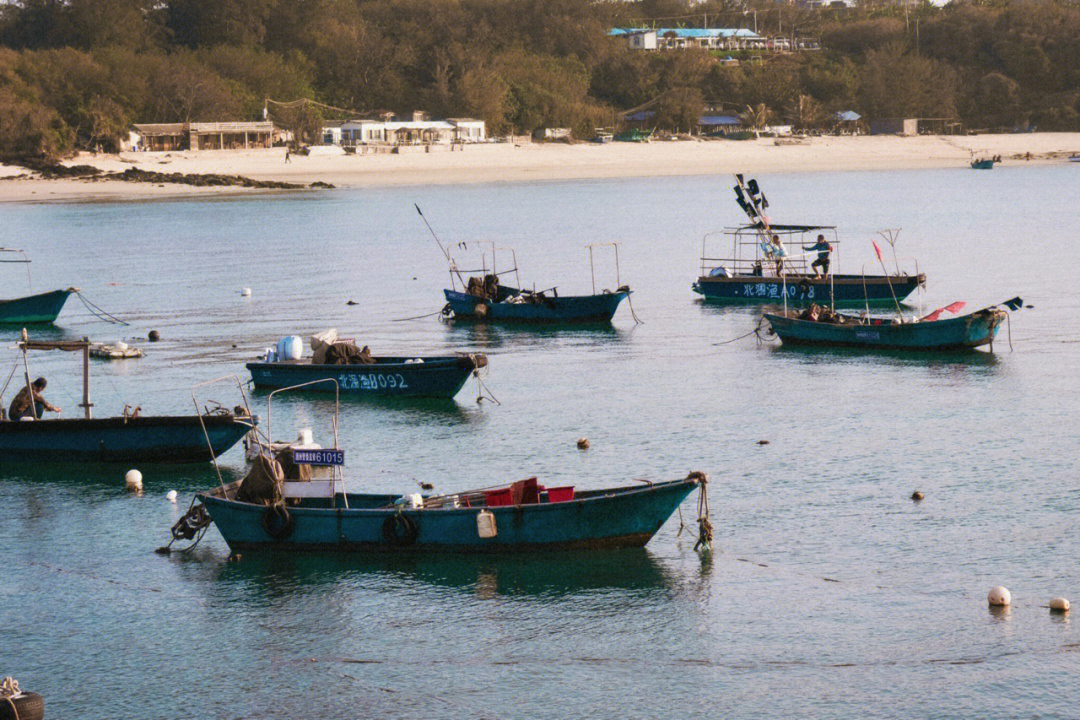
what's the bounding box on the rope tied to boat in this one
[155,498,212,554]
[471,353,501,405]
[687,471,713,554]
[74,290,129,325]
[0,677,20,697]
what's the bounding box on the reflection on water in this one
[445,318,631,350]
[194,548,677,600]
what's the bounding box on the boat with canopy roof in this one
[692,175,925,306]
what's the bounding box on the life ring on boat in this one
[0,691,44,720]
[261,504,295,540]
[382,514,419,546]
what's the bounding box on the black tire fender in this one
[261,504,295,540]
[382,514,419,546]
[1,692,45,720]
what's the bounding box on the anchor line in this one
[391,308,445,322]
[74,290,129,325]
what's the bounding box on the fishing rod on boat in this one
[415,204,467,288]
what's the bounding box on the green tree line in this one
[1,0,1078,158]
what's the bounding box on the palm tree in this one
[739,103,772,137]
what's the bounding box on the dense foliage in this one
[1,0,1078,157]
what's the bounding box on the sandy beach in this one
[2,132,1078,204]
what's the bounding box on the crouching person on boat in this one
[8,377,61,420]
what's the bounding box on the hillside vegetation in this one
[1,0,1078,158]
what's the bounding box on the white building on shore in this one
[321,112,486,147]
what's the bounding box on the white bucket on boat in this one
[296,427,315,446]
[116,341,129,351]
[477,510,497,538]
[277,336,303,361]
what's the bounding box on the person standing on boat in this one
[764,234,787,276]
[8,378,61,420]
[803,234,833,279]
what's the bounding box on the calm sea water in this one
[2,166,1079,719]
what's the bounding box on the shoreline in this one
[2,132,1078,204]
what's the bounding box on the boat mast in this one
[79,339,92,419]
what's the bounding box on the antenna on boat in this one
[415,204,466,287]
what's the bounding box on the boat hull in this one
[199,478,699,553]
[0,289,74,324]
[692,274,925,305]
[0,414,255,463]
[971,160,995,169]
[444,287,629,323]
[246,355,484,399]
[764,308,1006,351]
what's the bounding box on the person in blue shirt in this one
[760,234,787,276]
[803,234,832,279]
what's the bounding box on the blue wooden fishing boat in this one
[763,301,1015,351]
[443,285,630,323]
[693,176,926,306]
[1,336,255,463]
[0,414,256,463]
[970,158,995,169]
[1,249,75,323]
[416,207,634,323]
[247,354,487,399]
[164,381,708,556]
[197,475,700,553]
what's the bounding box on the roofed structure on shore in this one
[131,122,275,151]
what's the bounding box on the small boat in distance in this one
[763,297,1020,352]
[970,158,995,169]
[0,334,255,463]
[417,205,633,323]
[692,176,926,306]
[1,248,76,324]
[178,380,705,554]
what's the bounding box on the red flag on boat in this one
[921,301,967,322]
[872,240,883,262]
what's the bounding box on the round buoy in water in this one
[577,437,590,450]
[166,490,178,503]
[125,469,143,491]
[988,586,1011,606]
[757,439,770,446]
[148,330,160,342]
[911,491,924,501]
[241,287,252,297]
[1049,597,1070,613]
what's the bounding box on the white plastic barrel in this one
[477,510,497,538]
[277,336,303,361]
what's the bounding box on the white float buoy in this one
[1049,597,1070,613]
[125,469,143,491]
[166,490,178,503]
[988,586,1011,606]
[240,287,252,297]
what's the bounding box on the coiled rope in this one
[0,677,20,697]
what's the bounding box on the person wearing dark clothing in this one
[803,234,833,279]
[8,378,61,420]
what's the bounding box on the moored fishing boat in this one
[763,298,1020,351]
[245,330,488,399]
[970,158,995,169]
[692,176,926,306]
[417,206,635,324]
[165,381,707,555]
[1,248,76,323]
[0,334,256,463]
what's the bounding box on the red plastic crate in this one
[546,486,575,503]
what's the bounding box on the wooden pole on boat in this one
[873,245,904,322]
[19,328,34,421]
[415,204,466,289]
[79,339,92,419]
